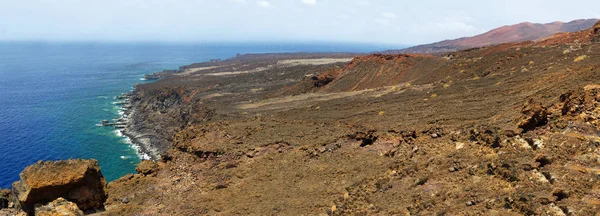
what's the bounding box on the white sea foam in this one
[97,96,109,99]
[120,135,152,160]
[114,129,124,137]
[140,78,147,81]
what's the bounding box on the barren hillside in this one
[387,19,598,54]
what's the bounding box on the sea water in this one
[0,41,397,188]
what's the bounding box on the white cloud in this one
[436,17,477,32]
[301,0,317,5]
[382,12,397,19]
[302,0,317,5]
[375,18,390,25]
[375,12,397,26]
[256,0,271,8]
[357,0,371,6]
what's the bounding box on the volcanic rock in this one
[517,99,548,132]
[135,160,159,176]
[35,198,84,216]
[0,189,10,209]
[11,159,107,214]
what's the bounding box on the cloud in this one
[357,0,371,6]
[232,0,247,3]
[374,12,397,26]
[382,12,397,19]
[436,17,477,32]
[301,0,317,5]
[375,18,390,25]
[256,0,271,8]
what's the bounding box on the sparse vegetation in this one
[574,55,588,62]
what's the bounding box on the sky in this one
[1,0,600,46]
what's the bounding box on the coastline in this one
[103,89,158,161]
[121,100,159,161]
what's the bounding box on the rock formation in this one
[0,189,10,209]
[135,160,158,176]
[35,198,84,216]
[11,159,107,215]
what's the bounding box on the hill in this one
[387,18,598,54]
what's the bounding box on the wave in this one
[97,96,109,99]
[120,135,152,160]
[114,129,124,137]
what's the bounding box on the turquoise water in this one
[0,42,397,188]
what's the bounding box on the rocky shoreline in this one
[98,89,158,161]
[121,102,159,161]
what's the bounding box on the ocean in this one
[0,42,397,188]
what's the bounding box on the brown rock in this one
[136,160,159,176]
[35,198,84,216]
[11,159,107,214]
[0,189,10,209]
[517,99,548,132]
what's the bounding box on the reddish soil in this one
[390,19,599,54]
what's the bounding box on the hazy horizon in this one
[2,0,600,45]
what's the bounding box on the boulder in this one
[12,159,107,214]
[517,99,548,132]
[35,198,84,216]
[136,160,159,176]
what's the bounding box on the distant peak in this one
[387,18,599,54]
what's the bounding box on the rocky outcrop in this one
[0,189,10,210]
[517,99,549,133]
[135,160,158,176]
[126,86,215,156]
[12,159,107,215]
[35,198,84,216]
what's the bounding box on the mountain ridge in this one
[386,18,599,54]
